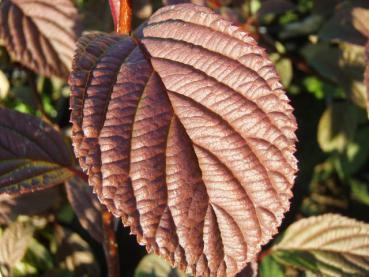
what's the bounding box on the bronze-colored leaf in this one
[65,176,103,243]
[0,0,81,78]
[69,4,297,276]
[0,108,74,194]
[0,187,61,224]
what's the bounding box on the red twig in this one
[117,0,132,34]
[102,209,119,277]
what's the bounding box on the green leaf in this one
[350,179,369,206]
[0,221,34,269]
[134,254,188,277]
[317,102,358,153]
[259,255,284,277]
[0,108,75,194]
[336,126,369,176]
[273,214,369,276]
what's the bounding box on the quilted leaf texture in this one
[273,214,369,276]
[69,4,297,276]
[0,0,80,78]
[0,108,74,194]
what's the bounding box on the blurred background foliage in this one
[0,0,369,276]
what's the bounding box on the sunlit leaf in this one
[317,102,358,153]
[0,221,34,268]
[69,4,298,276]
[0,0,81,78]
[65,176,103,243]
[0,108,74,194]
[273,214,369,276]
[352,7,369,38]
[0,70,9,99]
[134,254,188,277]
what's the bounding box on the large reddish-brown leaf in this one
[0,108,74,194]
[69,4,297,276]
[0,0,81,78]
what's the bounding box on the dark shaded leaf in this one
[0,221,34,268]
[273,214,369,276]
[55,226,100,277]
[318,1,369,45]
[0,187,61,224]
[69,4,297,276]
[0,0,81,78]
[65,176,103,243]
[0,108,74,194]
[257,0,295,18]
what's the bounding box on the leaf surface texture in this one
[69,4,297,276]
[0,108,74,194]
[0,0,80,78]
[273,214,369,276]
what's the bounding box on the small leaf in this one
[273,214,369,276]
[134,254,188,277]
[55,226,100,277]
[0,221,34,268]
[352,7,369,38]
[0,0,81,78]
[0,108,74,194]
[350,179,369,206]
[259,255,284,277]
[0,70,9,99]
[317,102,358,153]
[70,4,297,276]
[65,176,103,243]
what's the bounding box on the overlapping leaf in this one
[65,177,103,243]
[0,187,61,224]
[0,0,81,78]
[69,4,297,276]
[0,221,34,268]
[273,214,369,276]
[0,108,74,194]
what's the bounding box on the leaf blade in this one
[0,0,81,78]
[273,214,369,276]
[0,108,74,194]
[69,4,298,276]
